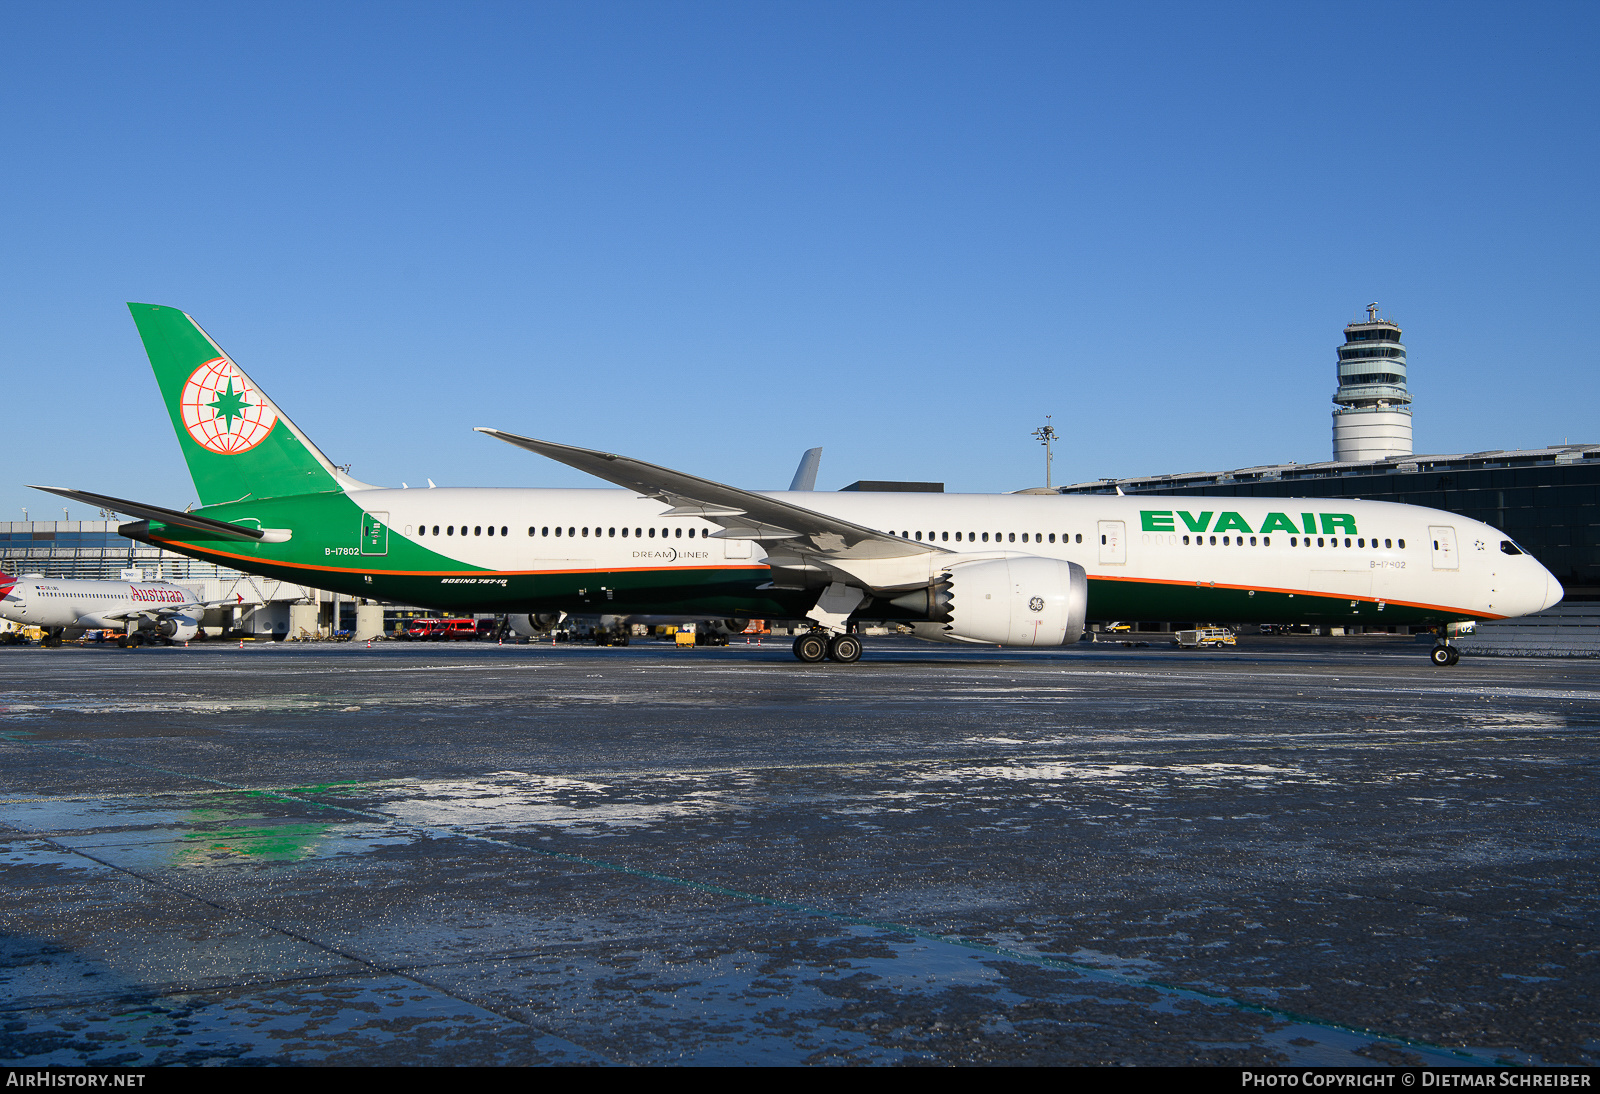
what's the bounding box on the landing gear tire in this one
[826,634,862,663]
[793,633,827,663]
[1431,643,1459,667]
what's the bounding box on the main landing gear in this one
[791,631,862,664]
[1430,643,1461,667]
[117,631,171,648]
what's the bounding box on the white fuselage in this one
[0,579,198,633]
[343,487,1560,621]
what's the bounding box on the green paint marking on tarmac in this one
[179,821,332,862]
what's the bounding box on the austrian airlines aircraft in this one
[0,573,221,646]
[32,305,1562,666]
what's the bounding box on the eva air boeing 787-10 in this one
[30,304,1562,665]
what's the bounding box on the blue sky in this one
[3,1,1596,518]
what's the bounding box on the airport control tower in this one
[1332,303,1412,461]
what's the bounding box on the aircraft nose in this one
[1496,558,1562,619]
[1542,569,1565,612]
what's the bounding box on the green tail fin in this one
[128,303,343,506]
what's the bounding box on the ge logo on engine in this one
[1028,596,1045,612]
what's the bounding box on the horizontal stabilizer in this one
[27,486,273,542]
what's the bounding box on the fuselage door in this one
[1429,525,1458,571]
[361,512,390,556]
[1098,520,1126,565]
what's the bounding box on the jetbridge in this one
[170,575,386,641]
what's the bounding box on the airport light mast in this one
[1033,417,1058,488]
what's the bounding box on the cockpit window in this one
[1500,540,1524,555]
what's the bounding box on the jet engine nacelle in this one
[703,618,749,637]
[154,615,200,643]
[906,557,1087,647]
[506,613,564,637]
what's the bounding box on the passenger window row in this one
[891,531,1086,545]
[409,524,1089,546]
[414,524,511,537]
[1152,534,1406,549]
[414,525,706,539]
[1288,536,1404,549]
[407,524,1404,551]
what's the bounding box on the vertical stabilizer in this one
[128,304,343,505]
[789,447,823,491]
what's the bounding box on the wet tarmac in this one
[1,635,1596,1066]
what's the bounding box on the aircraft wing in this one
[476,429,943,561]
[27,486,269,541]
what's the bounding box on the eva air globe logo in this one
[179,358,277,454]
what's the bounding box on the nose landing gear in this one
[1430,622,1473,666]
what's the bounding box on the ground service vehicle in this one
[1176,628,1236,649]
